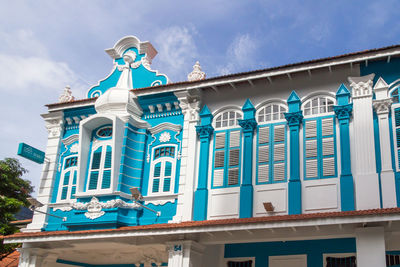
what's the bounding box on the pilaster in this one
[348,74,381,210]
[166,241,205,267]
[284,91,303,215]
[238,99,257,218]
[172,90,200,222]
[373,77,397,208]
[356,227,386,267]
[25,111,64,232]
[193,105,214,221]
[333,84,355,211]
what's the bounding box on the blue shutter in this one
[72,171,77,184]
[154,163,161,177]
[152,178,160,193]
[101,170,111,189]
[395,108,400,127]
[164,162,172,176]
[104,146,112,168]
[91,147,102,169]
[88,171,99,190]
[163,178,171,192]
[61,187,68,200]
[63,171,70,186]
[70,186,76,199]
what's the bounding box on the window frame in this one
[148,144,178,196]
[57,156,78,202]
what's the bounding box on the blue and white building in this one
[5,36,400,267]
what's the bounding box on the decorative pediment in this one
[149,123,182,135]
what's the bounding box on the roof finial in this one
[59,85,75,103]
[188,61,206,81]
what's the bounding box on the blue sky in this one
[1,0,400,195]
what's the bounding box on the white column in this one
[172,90,200,222]
[24,111,64,232]
[356,227,386,267]
[18,247,49,267]
[166,241,204,267]
[373,77,397,208]
[348,74,381,210]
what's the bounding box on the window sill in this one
[142,194,178,205]
[49,201,76,211]
[74,190,131,199]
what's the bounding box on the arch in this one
[213,106,243,129]
[256,100,288,123]
[301,93,336,116]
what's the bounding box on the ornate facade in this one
[5,36,400,267]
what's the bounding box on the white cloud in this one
[153,26,198,82]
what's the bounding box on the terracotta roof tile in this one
[5,208,400,240]
[9,219,32,225]
[0,250,20,267]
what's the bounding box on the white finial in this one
[188,61,206,81]
[59,85,75,103]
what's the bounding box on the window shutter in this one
[70,186,76,199]
[101,170,111,189]
[258,127,269,144]
[305,159,318,178]
[321,117,334,136]
[88,172,99,190]
[228,168,239,185]
[305,140,318,158]
[305,120,317,138]
[214,151,225,168]
[322,157,335,176]
[154,163,161,177]
[258,165,269,183]
[63,171,70,186]
[258,146,269,163]
[322,137,334,156]
[104,146,112,168]
[213,169,224,187]
[229,149,240,166]
[395,108,400,127]
[273,163,285,181]
[91,147,102,170]
[229,131,240,147]
[152,178,160,193]
[274,125,285,142]
[72,170,77,184]
[274,144,285,161]
[215,132,226,149]
[163,178,171,192]
[396,128,400,148]
[61,187,68,200]
[164,161,172,176]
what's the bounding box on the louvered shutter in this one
[152,179,160,193]
[258,146,269,163]
[215,132,226,149]
[91,147,102,170]
[164,161,172,176]
[229,149,240,166]
[305,120,318,178]
[154,163,161,177]
[101,170,111,189]
[163,178,171,192]
[88,172,99,190]
[274,163,285,181]
[274,144,285,161]
[306,159,318,178]
[395,108,400,169]
[274,125,285,142]
[104,146,112,168]
[258,165,269,183]
[229,131,240,147]
[322,137,334,156]
[213,169,224,187]
[63,171,70,186]
[321,118,334,136]
[214,151,225,168]
[71,171,77,199]
[305,140,318,158]
[322,158,335,176]
[61,171,70,200]
[305,120,317,138]
[228,168,239,185]
[258,127,269,144]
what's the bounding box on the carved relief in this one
[45,119,63,137]
[59,85,75,103]
[333,104,353,120]
[159,132,171,143]
[195,124,214,139]
[284,111,303,126]
[187,61,206,81]
[373,99,392,115]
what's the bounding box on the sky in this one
[1,0,400,196]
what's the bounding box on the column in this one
[166,241,205,267]
[238,99,257,218]
[356,227,386,267]
[348,74,381,209]
[373,77,397,208]
[333,84,355,211]
[25,111,64,232]
[284,91,303,215]
[193,105,214,221]
[173,90,201,222]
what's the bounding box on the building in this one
[5,35,400,267]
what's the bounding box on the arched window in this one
[256,103,287,184]
[302,96,337,179]
[87,126,113,191]
[391,87,400,103]
[212,110,242,188]
[149,145,177,195]
[58,156,78,201]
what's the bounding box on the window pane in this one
[91,148,102,170]
[165,162,172,176]
[88,171,99,190]
[104,146,112,169]
[101,170,111,189]
[154,163,161,177]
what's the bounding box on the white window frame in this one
[391,101,400,172]
[86,140,112,192]
[256,103,287,123]
[148,144,177,196]
[302,96,335,117]
[213,109,243,130]
[57,156,78,202]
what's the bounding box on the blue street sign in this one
[17,143,45,164]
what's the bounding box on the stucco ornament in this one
[72,197,142,220]
[159,132,171,143]
[69,143,79,153]
[59,85,75,103]
[117,50,143,70]
[187,61,206,81]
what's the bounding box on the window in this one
[256,104,287,184]
[393,107,400,171]
[87,126,113,191]
[325,256,356,267]
[227,260,253,267]
[58,156,78,201]
[149,145,177,195]
[303,96,336,179]
[391,87,400,103]
[212,110,242,188]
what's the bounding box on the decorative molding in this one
[72,197,141,220]
[284,111,303,126]
[348,74,375,98]
[149,122,182,135]
[188,61,206,81]
[59,86,75,103]
[195,124,214,139]
[49,202,75,212]
[159,132,171,143]
[62,134,79,146]
[142,194,178,205]
[373,99,392,115]
[175,90,201,122]
[238,118,257,132]
[333,104,353,120]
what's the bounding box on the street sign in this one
[17,143,45,164]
